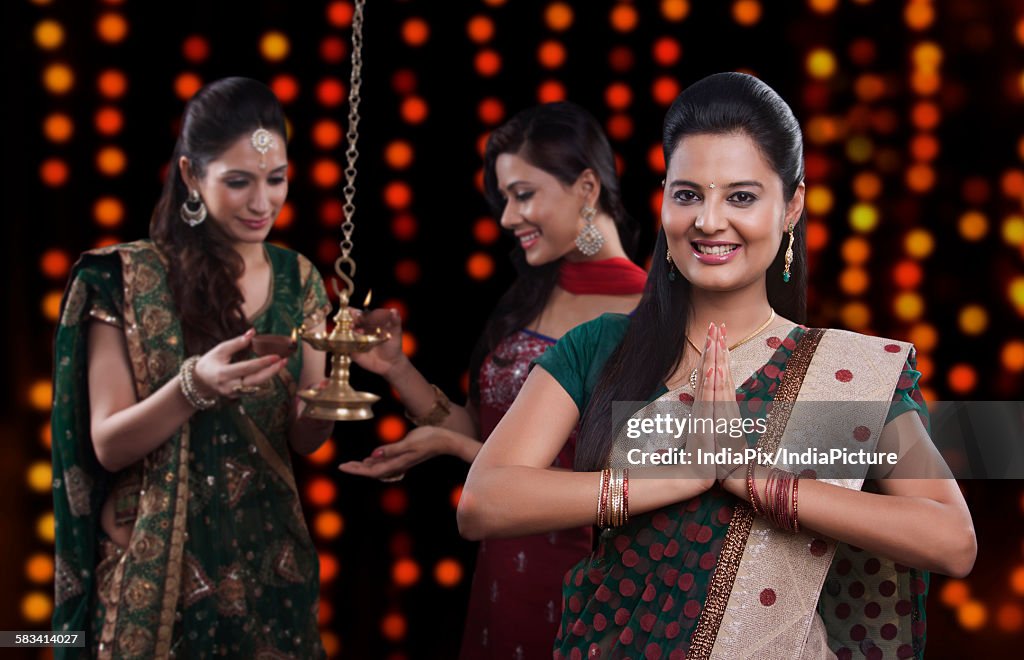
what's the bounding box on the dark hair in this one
[468,101,639,403]
[575,72,808,470]
[149,77,287,355]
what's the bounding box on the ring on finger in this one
[379,473,405,483]
[232,378,260,395]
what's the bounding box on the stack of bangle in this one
[746,463,800,533]
[596,468,629,528]
[179,356,217,410]
[405,384,452,427]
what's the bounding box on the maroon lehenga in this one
[459,329,594,660]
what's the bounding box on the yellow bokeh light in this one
[846,136,873,163]
[905,229,934,258]
[958,305,988,335]
[29,379,53,411]
[805,185,833,215]
[35,20,64,49]
[912,42,943,70]
[42,291,63,322]
[27,461,52,493]
[43,63,74,94]
[1009,277,1024,312]
[1002,341,1024,372]
[958,211,988,241]
[849,203,879,232]
[908,323,938,352]
[661,0,690,21]
[839,302,871,330]
[37,512,55,543]
[260,31,290,61]
[21,592,52,623]
[894,292,925,321]
[957,600,987,630]
[806,48,837,79]
[1001,215,1024,246]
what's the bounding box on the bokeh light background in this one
[4,0,1024,657]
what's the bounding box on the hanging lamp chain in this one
[335,0,365,295]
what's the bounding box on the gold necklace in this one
[683,309,777,390]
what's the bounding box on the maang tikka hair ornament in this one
[250,127,276,169]
[575,205,604,257]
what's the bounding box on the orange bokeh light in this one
[732,0,762,26]
[904,1,934,30]
[312,160,341,188]
[435,558,463,587]
[1002,341,1024,372]
[892,260,922,289]
[377,415,407,443]
[652,77,680,106]
[653,37,682,66]
[40,159,69,187]
[545,2,574,31]
[538,40,566,69]
[174,73,202,101]
[467,15,495,43]
[647,144,665,173]
[605,83,633,110]
[805,222,828,251]
[467,253,495,280]
[306,477,336,507]
[1002,169,1024,198]
[394,260,421,285]
[96,13,128,43]
[314,511,344,539]
[307,439,336,465]
[475,50,502,77]
[385,141,414,169]
[94,107,123,136]
[43,113,73,143]
[270,75,299,104]
[97,147,126,176]
[182,35,209,63]
[478,98,505,125]
[905,163,935,192]
[947,364,977,394]
[316,78,345,107]
[391,215,418,241]
[661,0,690,21]
[43,63,74,94]
[97,69,127,98]
[320,35,347,63]
[384,181,413,210]
[380,488,409,515]
[610,4,639,32]
[537,80,566,103]
[606,115,633,141]
[381,612,407,641]
[25,555,54,584]
[326,1,354,27]
[40,250,71,279]
[93,197,124,228]
[911,101,940,130]
[312,120,343,149]
[474,218,500,244]
[393,559,421,587]
[401,96,429,124]
[402,18,430,46]
[274,203,294,230]
[402,333,417,357]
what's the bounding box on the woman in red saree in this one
[460,73,975,659]
[339,103,648,659]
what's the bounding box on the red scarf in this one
[558,257,648,295]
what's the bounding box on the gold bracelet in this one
[179,356,217,410]
[404,384,452,427]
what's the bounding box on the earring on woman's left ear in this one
[782,222,796,283]
[666,248,677,282]
[575,205,604,257]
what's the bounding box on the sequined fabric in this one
[460,331,593,660]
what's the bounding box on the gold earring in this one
[782,222,795,283]
[180,189,207,227]
[575,205,604,257]
[666,248,677,281]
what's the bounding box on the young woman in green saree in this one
[459,73,976,659]
[51,78,333,658]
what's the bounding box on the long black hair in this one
[149,77,287,355]
[468,102,639,404]
[575,72,808,470]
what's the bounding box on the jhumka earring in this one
[666,248,677,281]
[782,222,796,283]
[250,127,276,170]
[575,205,605,257]
[180,189,207,227]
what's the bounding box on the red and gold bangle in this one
[747,463,762,515]
[622,468,630,524]
[791,475,800,533]
[597,468,610,528]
